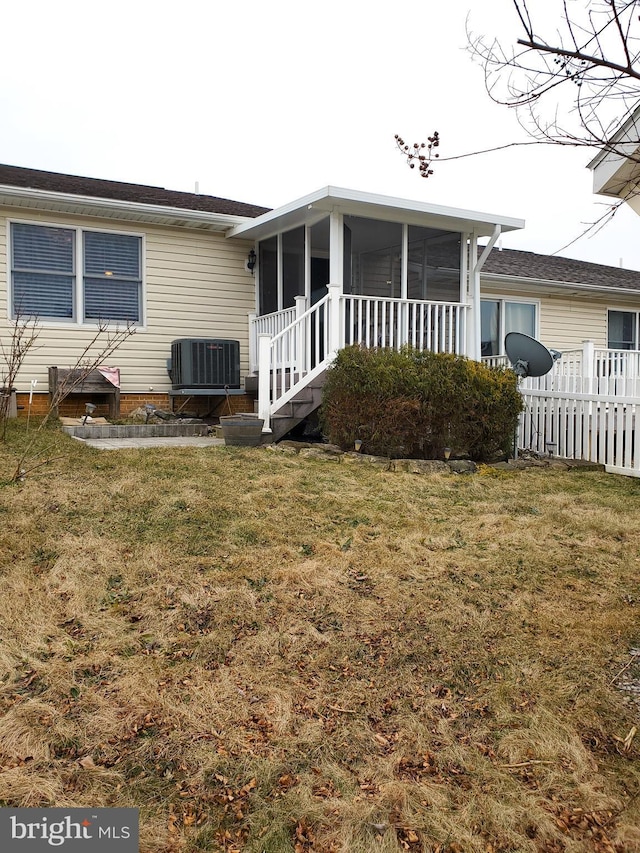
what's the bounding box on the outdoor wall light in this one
[354,439,363,452]
[247,249,257,274]
[443,447,451,460]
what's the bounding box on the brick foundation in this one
[209,395,256,417]
[15,392,256,420]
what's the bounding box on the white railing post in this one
[582,340,595,393]
[248,313,257,374]
[327,283,342,358]
[258,333,272,432]
[295,296,307,375]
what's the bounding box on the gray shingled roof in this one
[2,163,639,292]
[0,164,271,219]
[483,247,640,291]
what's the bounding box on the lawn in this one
[0,422,639,852]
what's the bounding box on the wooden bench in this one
[48,366,121,418]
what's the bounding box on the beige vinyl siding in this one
[539,297,607,350]
[1,207,255,394]
[481,276,640,351]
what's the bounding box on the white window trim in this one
[481,294,540,355]
[607,307,640,351]
[7,217,146,329]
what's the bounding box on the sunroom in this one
[228,187,523,435]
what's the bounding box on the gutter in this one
[481,271,640,298]
[0,184,252,230]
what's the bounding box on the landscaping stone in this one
[262,440,602,475]
[342,452,391,469]
[390,459,449,474]
[447,460,478,474]
[298,446,342,462]
[276,441,314,452]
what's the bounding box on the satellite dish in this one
[504,332,561,378]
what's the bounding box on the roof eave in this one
[227,186,525,240]
[0,184,251,231]
[481,270,640,297]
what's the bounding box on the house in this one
[0,164,269,419]
[0,165,523,435]
[2,163,640,440]
[588,104,640,213]
[480,248,640,355]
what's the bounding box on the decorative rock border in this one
[265,441,605,473]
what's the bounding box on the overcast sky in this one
[2,0,640,269]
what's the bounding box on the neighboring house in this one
[588,104,640,213]
[2,163,640,439]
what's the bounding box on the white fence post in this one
[582,340,595,393]
[258,333,272,432]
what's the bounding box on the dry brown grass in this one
[1,422,640,852]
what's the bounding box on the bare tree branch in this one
[396,1,640,247]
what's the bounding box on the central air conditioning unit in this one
[170,339,240,389]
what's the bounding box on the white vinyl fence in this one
[483,341,640,477]
[518,387,640,478]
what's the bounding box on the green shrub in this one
[320,346,523,461]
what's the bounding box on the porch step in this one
[266,370,327,442]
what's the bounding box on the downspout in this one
[471,225,501,361]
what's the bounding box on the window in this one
[481,298,537,356]
[10,222,142,323]
[11,223,75,318]
[608,310,638,350]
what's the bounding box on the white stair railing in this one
[257,290,470,431]
[258,293,331,430]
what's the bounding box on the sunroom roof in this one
[227,186,525,240]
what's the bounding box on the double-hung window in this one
[10,222,142,324]
[481,298,537,357]
[607,310,638,350]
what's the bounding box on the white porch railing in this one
[254,287,470,430]
[483,343,640,397]
[249,306,298,373]
[341,295,465,354]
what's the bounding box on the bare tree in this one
[468,0,640,157]
[397,2,640,239]
[0,314,39,440]
[4,320,136,483]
